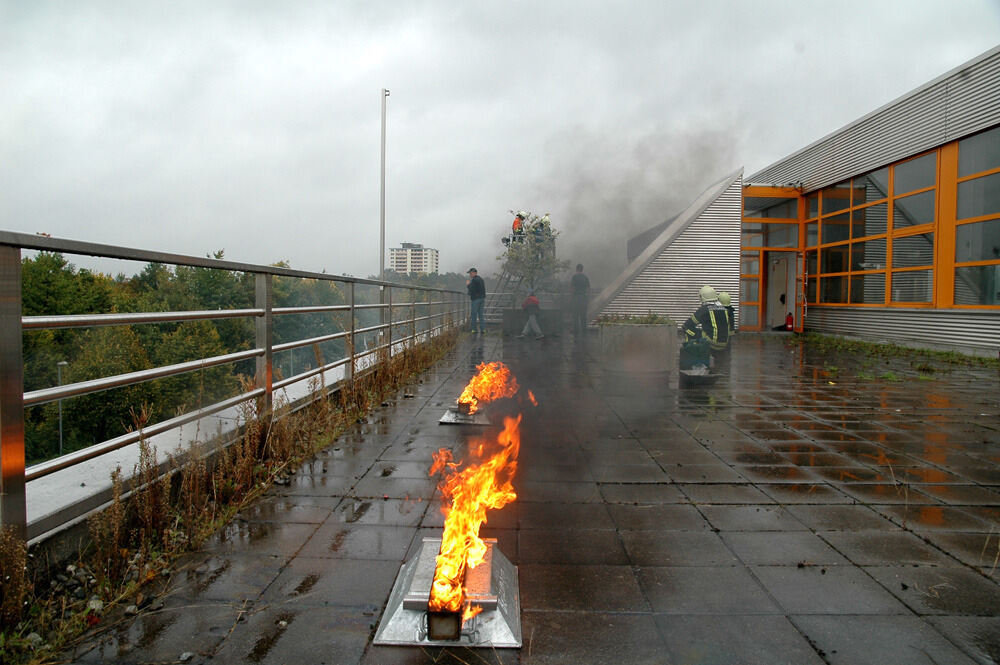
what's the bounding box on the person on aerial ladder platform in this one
[682,285,731,368]
[511,211,526,242]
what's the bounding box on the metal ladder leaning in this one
[483,269,522,325]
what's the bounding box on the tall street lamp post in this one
[380,88,390,282]
[57,360,68,456]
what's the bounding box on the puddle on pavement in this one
[293,574,320,596]
[248,610,296,662]
[342,501,371,523]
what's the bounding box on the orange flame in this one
[428,414,522,615]
[457,361,519,414]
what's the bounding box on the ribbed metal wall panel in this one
[600,176,742,325]
[807,307,1000,356]
[749,46,1000,192]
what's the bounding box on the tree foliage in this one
[20,251,351,465]
[498,211,570,291]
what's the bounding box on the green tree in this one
[499,211,570,291]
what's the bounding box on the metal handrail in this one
[0,231,468,540]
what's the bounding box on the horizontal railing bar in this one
[23,309,264,330]
[272,305,350,315]
[272,356,350,391]
[273,330,349,353]
[353,303,390,311]
[26,388,266,481]
[24,348,264,406]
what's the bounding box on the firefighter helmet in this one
[719,292,731,306]
[699,285,718,303]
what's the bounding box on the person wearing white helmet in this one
[682,284,731,353]
[718,291,735,335]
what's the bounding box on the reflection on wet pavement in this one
[65,333,1000,664]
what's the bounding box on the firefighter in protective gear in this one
[718,291,735,335]
[512,212,526,242]
[683,285,730,351]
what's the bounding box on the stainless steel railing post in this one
[0,245,26,539]
[255,273,273,417]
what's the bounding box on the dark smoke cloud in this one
[530,126,742,289]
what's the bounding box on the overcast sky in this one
[3,1,999,287]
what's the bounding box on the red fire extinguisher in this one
[785,313,794,331]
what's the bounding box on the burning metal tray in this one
[373,537,521,648]
[438,408,491,426]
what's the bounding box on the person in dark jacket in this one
[466,267,486,333]
[718,291,735,335]
[518,291,544,339]
[682,285,730,354]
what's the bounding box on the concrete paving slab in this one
[58,333,1000,663]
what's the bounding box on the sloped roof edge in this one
[589,166,744,319]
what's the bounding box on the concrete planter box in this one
[599,323,677,374]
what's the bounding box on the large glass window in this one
[894,152,936,194]
[806,193,819,218]
[740,306,759,327]
[955,220,1000,263]
[893,190,935,228]
[822,213,850,243]
[742,222,765,247]
[854,167,889,204]
[852,203,888,238]
[741,279,758,302]
[821,275,847,303]
[806,221,818,246]
[851,238,886,271]
[891,270,933,303]
[806,250,817,277]
[892,233,934,269]
[741,251,760,275]
[850,274,885,304]
[821,244,849,273]
[821,181,851,214]
[955,266,1000,305]
[957,172,1000,220]
[806,277,817,304]
[958,126,1000,177]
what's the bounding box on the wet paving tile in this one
[656,615,827,665]
[637,565,780,614]
[597,481,687,504]
[700,505,809,531]
[927,616,1000,665]
[819,531,959,566]
[521,610,666,665]
[239,494,341,523]
[278,474,358,496]
[912,484,1000,506]
[168,552,287,602]
[790,615,979,665]
[201,521,319,557]
[752,565,908,614]
[680,483,776,504]
[786,505,900,531]
[919,532,1000,570]
[216,605,375,665]
[259,556,399,608]
[607,503,711,531]
[298,523,416,560]
[350,475,438,500]
[590,462,670,483]
[758,482,854,504]
[722,531,850,566]
[664,463,747,483]
[518,501,615,530]
[621,530,740,566]
[520,563,648,611]
[516,479,602,503]
[332,497,428,527]
[734,464,819,483]
[865,565,1000,616]
[519,528,628,565]
[874,504,991,531]
[69,600,241,664]
[836,482,943,505]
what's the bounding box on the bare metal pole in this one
[57,360,68,456]
[380,88,390,283]
[0,245,26,539]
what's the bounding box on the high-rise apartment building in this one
[389,242,440,275]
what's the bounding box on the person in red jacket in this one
[518,291,544,339]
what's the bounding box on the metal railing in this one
[0,230,467,540]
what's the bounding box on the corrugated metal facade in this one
[806,307,1000,357]
[595,172,742,325]
[749,46,1000,192]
